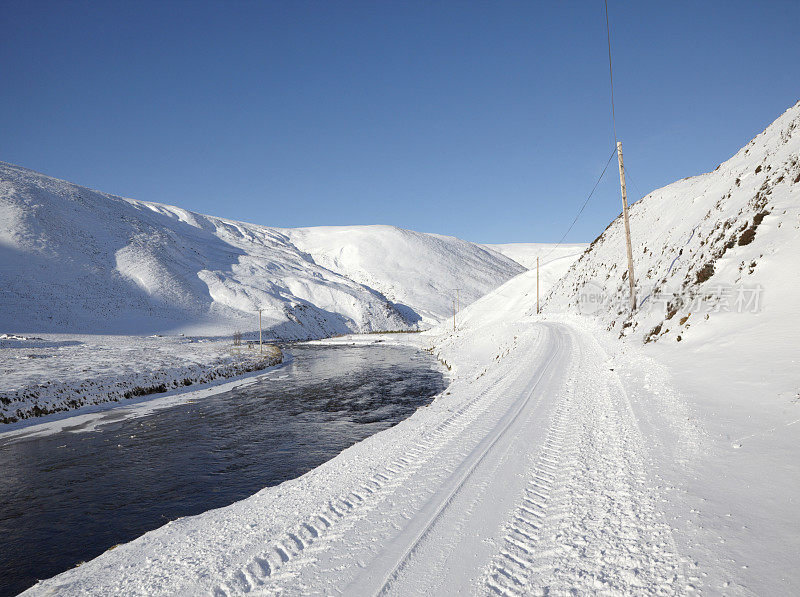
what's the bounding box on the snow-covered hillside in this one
[285,226,523,325]
[545,101,800,354]
[0,163,523,338]
[484,242,586,271]
[454,255,577,330]
[460,243,586,326]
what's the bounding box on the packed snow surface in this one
[0,163,523,337]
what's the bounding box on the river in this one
[0,342,447,597]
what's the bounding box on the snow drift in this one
[0,163,523,338]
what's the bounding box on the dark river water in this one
[0,343,446,597]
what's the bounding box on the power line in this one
[533,4,629,273]
[605,0,618,145]
[624,167,645,202]
[537,0,623,266]
[540,145,617,261]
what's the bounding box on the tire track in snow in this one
[211,330,549,596]
[348,328,565,596]
[214,324,688,596]
[484,329,688,595]
[485,382,579,594]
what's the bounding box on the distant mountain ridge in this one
[0,162,524,337]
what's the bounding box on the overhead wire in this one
[474,145,618,313]
[538,1,621,265]
[539,145,617,263]
[605,0,618,146]
[526,0,625,309]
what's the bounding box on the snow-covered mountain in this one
[544,101,800,352]
[0,163,523,338]
[284,226,524,325]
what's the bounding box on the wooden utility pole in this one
[257,308,263,354]
[452,299,456,332]
[456,288,460,313]
[616,141,636,311]
[536,257,540,314]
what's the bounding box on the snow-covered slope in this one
[544,101,800,357]
[285,226,524,325]
[458,242,586,327]
[0,163,522,338]
[454,255,577,331]
[484,242,586,271]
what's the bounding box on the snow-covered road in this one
[26,322,692,596]
[261,323,684,595]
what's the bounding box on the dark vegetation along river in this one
[0,342,447,597]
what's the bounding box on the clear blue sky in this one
[1,1,797,244]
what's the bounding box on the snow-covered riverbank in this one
[0,334,281,425]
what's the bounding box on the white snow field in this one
[0,162,523,338]
[20,102,800,595]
